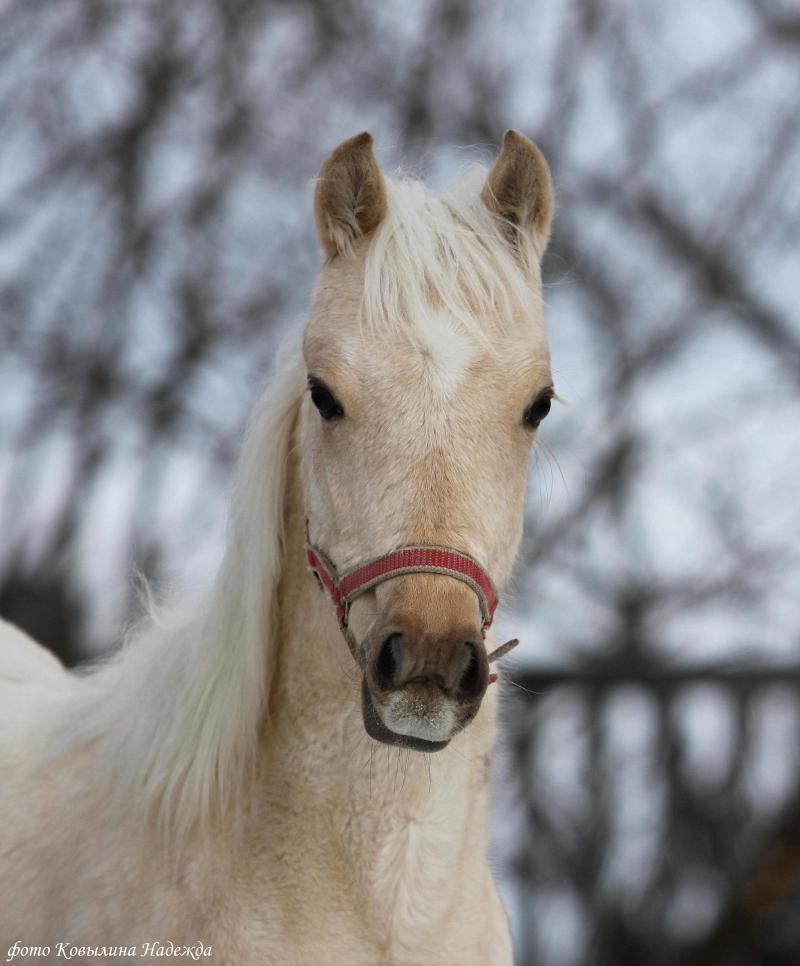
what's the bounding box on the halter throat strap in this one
[304,528,499,635]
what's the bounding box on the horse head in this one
[300,131,554,750]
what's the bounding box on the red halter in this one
[305,528,499,636]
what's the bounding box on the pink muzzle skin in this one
[304,524,519,683]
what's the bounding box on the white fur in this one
[413,309,478,398]
[382,690,459,742]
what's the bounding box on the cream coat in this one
[0,130,555,965]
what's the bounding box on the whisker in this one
[400,750,410,791]
[503,675,545,697]
[369,744,374,799]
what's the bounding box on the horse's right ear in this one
[314,132,388,259]
[482,130,554,258]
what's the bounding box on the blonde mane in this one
[41,336,305,848]
[39,165,538,849]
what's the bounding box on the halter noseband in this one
[304,525,519,683]
[305,530,499,636]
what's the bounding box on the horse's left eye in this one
[309,379,345,420]
[523,392,552,429]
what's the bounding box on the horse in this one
[0,129,555,965]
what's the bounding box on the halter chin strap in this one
[305,526,499,635]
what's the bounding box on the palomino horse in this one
[0,130,555,965]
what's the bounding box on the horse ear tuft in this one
[481,130,554,258]
[314,132,388,258]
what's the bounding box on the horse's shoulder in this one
[0,617,65,684]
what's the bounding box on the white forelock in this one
[362,168,541,344]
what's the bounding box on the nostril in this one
[375,632,403,691]
[456,641,486,700]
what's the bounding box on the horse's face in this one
[300,131,553,751]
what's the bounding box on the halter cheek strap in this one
[305,525,517,682]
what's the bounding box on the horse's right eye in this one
[309,380,344,421]
[523,387,554,429]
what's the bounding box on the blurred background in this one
[1,0,798,962]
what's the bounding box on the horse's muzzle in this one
[304,528,503,749]
[361,613,490,751]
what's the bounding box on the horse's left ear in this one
[314,132,388,259]
[481,130,554,258]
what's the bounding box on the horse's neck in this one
[247,463,498,923]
